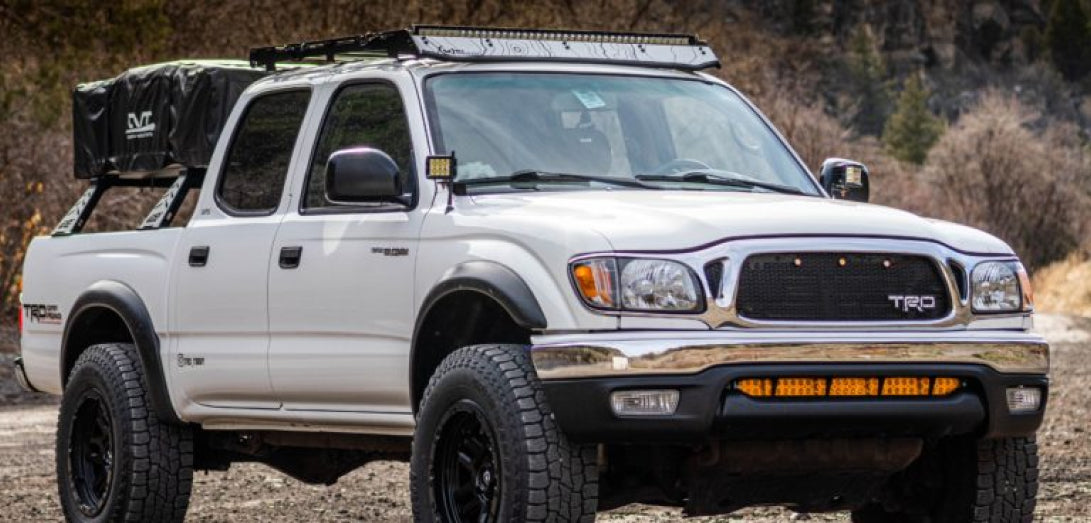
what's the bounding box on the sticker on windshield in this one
[571,89,606,109]
[458,161,497,180]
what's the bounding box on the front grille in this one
[735,253,950,321]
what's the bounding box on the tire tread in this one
[58,343,192,522]
[411,344,598,522]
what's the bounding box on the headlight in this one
[972,261,1031,312]
[571,257,703,312]
[619,259,701,311]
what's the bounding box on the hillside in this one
[0,0,1088,326]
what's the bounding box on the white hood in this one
[466,190,1014,254]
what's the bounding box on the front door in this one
[171,89,312,409]
[268,80,423,412]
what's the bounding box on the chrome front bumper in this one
[530,330,1049,380]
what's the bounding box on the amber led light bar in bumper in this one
[735,376,962,398]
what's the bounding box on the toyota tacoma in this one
[14,25,1047,522]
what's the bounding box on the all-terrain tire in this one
[852,436,1039,523]
[56,343,193,522]
[410,344,599,522]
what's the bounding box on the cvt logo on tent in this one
[125,111,156,139]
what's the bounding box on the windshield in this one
[423,72,818,195]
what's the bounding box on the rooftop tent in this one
[72,61,269,179]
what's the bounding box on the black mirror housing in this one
[325,147,404,204]
[818,158,869,203]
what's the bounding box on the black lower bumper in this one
[542,363,1047,443]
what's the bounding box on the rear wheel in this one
[852,436,1039,523]
[57,343,193,522]
[410,344,598,522]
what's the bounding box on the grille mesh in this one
[735,253,950,321]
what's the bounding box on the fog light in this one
[610,389,679,416]
[1006,387,1042,413]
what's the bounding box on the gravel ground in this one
[0,316,1088,521]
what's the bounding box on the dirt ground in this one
[1,316,1088,522]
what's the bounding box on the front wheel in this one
[56,343,193,522]
[410,344,598,522]
[852,436,1039,523]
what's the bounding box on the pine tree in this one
[883,74,945,165]
[1044,0,1091,81]
[845,27,893,136]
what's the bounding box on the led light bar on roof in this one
[248,26,720,72]
[413,26,696,46]
[410,25,720,70]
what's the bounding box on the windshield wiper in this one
[635,171,805,195]
[458,170,658,190]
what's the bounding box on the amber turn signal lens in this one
[571,259,616,308]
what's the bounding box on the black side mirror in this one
[818,158,869,202]
[326,147,406,204]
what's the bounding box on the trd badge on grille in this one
[887,295,937,313]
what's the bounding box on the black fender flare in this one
[61,280,180,424]
[410,261,547,408]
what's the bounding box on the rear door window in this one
[217,90,311,215]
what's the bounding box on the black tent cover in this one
[73,60,269,179]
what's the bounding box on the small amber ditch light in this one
[426,154,456,180]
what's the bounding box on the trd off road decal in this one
[22,304,62,324]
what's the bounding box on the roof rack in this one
[248,25,720,72]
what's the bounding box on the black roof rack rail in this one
[249,25,720,72]
[249,31,414,71]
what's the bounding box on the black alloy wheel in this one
[57,343,194,522]
[410,344,599,522]
[67,389,115,517]
[434,399,502,523]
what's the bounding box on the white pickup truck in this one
[15,26,1048,523]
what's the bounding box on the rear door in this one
[170,88,312,409]
[267,78,425,412]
